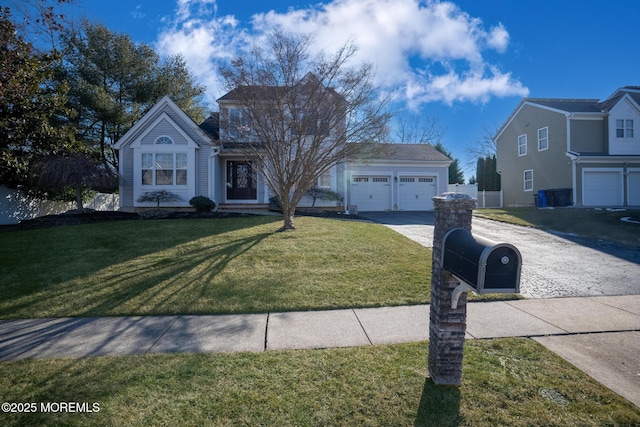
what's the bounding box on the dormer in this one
[602,87,640,155]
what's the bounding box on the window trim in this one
[155,135,174,145]
[524,169,533,192]
[616,119,634,138]
[141,152,188,186]
[518,134,527,156]
[318,170,331,188]
[538,127,548,151]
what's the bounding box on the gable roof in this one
[598,86,640,112]
[352,143,451,163]
[525,98,602,113]
[114,96,217,150]
[217,72,342,104]
[494,86,640,141]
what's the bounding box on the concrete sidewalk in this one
[1,295,639,406]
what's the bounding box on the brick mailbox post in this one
[428,192,521,386]
[428,193,475,386]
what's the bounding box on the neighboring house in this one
[115,89,451,212]
[495,86,640,207]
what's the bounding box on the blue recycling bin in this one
[537,190,547,207]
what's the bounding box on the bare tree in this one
[219,31,390,231]
[465,125,498,169]
[7,0,74,52]
[393,112,445,144]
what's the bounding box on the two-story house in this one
[495,86,640,207]
[114,77,451,213]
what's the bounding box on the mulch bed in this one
[0,210,254,233]
[1,208,360,233]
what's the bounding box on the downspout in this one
[566,114,578,206]
[344,163,349,213]
[566,113,572,153]
[566,151,579,206]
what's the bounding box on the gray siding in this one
[141,117,188,145]
[121,147,134,209]
[570,120,605,153]
[195,145,211,197]
[214,157,225,205]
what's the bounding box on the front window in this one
[229,108,252,139]
[518,134,527,156]
[538,127,548,151]
[616,119,634,138]
[318,171,331,188]
[524,169,533,191]
[142,153,187,186]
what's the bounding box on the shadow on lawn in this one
[0,216,281,318]
[415,378,462,426]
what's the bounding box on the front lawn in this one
[475,207,640,247]
[0,216,432,319]
[1,339,638,426]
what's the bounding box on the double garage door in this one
[582,169,640,206]
[350,175,437,211]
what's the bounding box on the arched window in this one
[155,136,174,145]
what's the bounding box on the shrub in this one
[268,196,282,212]
[137,191,182,208]
[306,188,344,207]
[189,196,216,212]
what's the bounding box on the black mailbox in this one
[441,228,521,294]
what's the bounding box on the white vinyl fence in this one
[0,186,119,225]
[446,184,502,208]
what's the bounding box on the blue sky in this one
[59,0,639,179]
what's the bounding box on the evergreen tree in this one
[57,21,207,170]
[434,143,464,184]
[0,7,78,189]
[476,155,500,190]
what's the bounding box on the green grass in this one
[475,207,640,247]
[0,216,434,319]
[1,339,638,426]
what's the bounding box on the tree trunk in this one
[75,182,83,210]
[279,203,297,232]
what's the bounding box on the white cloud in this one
[156,0,244,103]
[131,5,146,20]
[156,0,528,107]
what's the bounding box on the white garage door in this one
[399,176,437,210]
[350,176,392,211]
[583,170,623,206]
[628,171,640,206]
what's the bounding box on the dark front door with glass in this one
[226,160,257,200]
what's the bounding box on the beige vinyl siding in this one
[497,105,572,207]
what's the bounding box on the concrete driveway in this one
[359,211,640,299]
[359,211,435,249]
